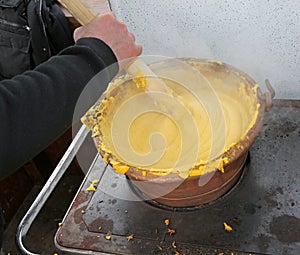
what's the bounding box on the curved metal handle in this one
[258,79,275,111]
[16,125,88,255]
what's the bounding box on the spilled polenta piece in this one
[223,222,233,232]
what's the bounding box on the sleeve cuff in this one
[76,37,119,72]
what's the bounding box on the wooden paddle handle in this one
[57,0,98,25]
[57,0,163,83]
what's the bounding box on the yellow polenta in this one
[82,59,260,178]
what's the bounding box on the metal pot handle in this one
[258,79,275,111]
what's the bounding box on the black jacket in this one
[0,37,118,179]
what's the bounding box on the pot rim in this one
[93,58,268,180]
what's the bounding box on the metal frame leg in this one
[16,125,88,255]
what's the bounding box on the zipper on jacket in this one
[0,17,30,31]
[37,0,51,56]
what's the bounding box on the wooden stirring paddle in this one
[57,0,173,94]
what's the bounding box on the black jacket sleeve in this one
[0,38,118,179]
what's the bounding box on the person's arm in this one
[0,12,142,179]
[0,38,117,178]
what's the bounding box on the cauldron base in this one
[126,155,249,212]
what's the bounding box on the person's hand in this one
[73,12,142,70]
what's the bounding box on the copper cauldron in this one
[83,58,274,208]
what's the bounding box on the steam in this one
[110,0,300,99]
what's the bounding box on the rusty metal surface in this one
[55,99,300,255]
[83,167,172,239]
[164,100,300,255]
[55,156,166,254]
